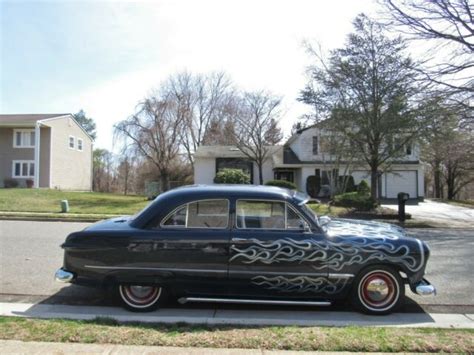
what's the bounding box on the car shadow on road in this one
[6,284,442,328]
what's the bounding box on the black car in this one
[55,185,436,314]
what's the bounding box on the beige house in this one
[0,114,93,190]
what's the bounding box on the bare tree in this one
[380,0,473,118]
[232,91,283,185]
[92,148,114,192]
[114,95,184,192]
[444,130,474,199]
[117,151,135,195]
[166,71,235,168]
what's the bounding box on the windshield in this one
[301,202,319,224]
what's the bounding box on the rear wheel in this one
[118,284,164,312]
[351,266,404,315]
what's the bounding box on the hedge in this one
[265,180,298,190]
[333,191,378,211]
[213,168,251,184]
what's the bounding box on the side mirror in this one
[319,215,331,227]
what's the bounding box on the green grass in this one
[0,316,472,352]
[0,189,149,215]
[307,202,350,217]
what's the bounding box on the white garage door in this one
[385,171,417,198]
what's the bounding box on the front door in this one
[228,199,329,299]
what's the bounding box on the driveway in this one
[382,199,474,228]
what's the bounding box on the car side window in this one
[286,205,307,229]
[161,199,229,229]
[236,200,307,230]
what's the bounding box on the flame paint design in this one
[230,224,424,273]
[251,275,350,294]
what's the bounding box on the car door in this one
[130,199,231,296]
[228,199,330,299]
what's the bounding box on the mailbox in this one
[397,192,409,222]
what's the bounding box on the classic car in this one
[55,185,436,314]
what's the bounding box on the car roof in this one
[162,184,301,200]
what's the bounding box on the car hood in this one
[323,218,407,240]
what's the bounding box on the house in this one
[194,125,424,200]
[194,145,280,185]
[0,114,93,190]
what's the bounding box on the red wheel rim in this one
[359,271,398,310]
[120,285,161,307]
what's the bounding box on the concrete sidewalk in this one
[1,302,473,329]
[0,340,403,355]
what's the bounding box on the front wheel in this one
[118,284,164,312]
[350,266,404,315]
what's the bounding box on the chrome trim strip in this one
[179,297,331,306]
[84,265,227,273]
[84,265,354,279]
[328,273,354,279]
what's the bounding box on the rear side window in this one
[236,200,307,230]
[161,199,229,229]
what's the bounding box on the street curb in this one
[1,302,473,329]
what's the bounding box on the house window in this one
[274,170,294,183]
[69,136,75,149]
[12,160,35,178]
[77,138,83,151]
[406,144,412,155]
[312,136,318,155]
[13,129,35,148]
[216,158,253,182]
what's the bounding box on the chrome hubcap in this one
[359,271,398,311]
[365,278,389,302]
[120,285,161,308]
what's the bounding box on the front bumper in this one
[55,268,75,283]
[414,278,436,296]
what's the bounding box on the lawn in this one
[0,317,472,353]
[0,189,149,215]
[307,202,350,217]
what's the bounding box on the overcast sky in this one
[0,0,377,150]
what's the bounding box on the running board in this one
[178,297,331,307]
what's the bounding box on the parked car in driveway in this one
[55,185,436,314]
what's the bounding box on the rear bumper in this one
[413,278,436,296]
[55,268,75,283]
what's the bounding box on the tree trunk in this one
[433,161,442,198]
[370,167,378,200]
[160,172,170,192]
[258,163,263,185]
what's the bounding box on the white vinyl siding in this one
[13,129,35,148]
[12,160,35,178]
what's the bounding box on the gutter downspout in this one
[34,122,41,188]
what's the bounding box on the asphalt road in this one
[1,220,473,314]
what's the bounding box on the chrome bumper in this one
[55,268,75,283]
[414,278,436,296]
